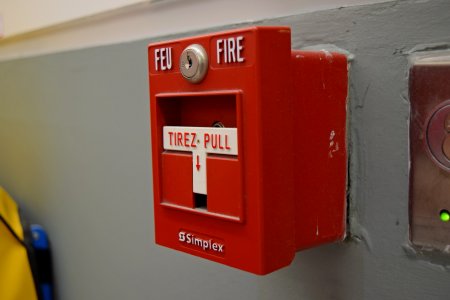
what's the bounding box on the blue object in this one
[41,284,52,300]
[31,224,53,300]
[31,225,49,249]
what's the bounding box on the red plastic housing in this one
[148,27,348,275]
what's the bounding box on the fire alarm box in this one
[148,26,348,275]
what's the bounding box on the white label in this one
[154,47,172,71]
[163,126,238,195]
[178,231,224,253]
[216,36,245,64]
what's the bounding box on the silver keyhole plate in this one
[180,44,208,83]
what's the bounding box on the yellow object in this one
[0,187,38,300]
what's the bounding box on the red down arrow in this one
[196,155,201,171]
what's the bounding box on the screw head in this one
[180,44,208,83]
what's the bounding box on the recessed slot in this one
[157,93,237,127]
[194,193,207,210]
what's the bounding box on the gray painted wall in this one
[1,0,450,299]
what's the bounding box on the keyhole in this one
[184,54,193,70]
[179,44,208,83]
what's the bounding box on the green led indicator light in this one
[440,210,450,222]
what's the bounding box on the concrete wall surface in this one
[0,0,146,37]
[0,0,450,299]
[0,0,390,38]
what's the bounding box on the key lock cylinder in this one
[180,44,208,83]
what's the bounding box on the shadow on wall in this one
[254,242,364,299]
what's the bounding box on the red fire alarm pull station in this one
[148,27,348,274]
